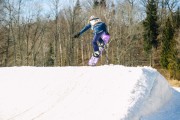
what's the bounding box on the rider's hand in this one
[73,32,80,38]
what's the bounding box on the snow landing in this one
[0,65,179,120]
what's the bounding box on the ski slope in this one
[0,65,179,120]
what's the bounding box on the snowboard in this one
[88,33,110,66]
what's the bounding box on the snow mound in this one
[0,65,177,120]
[123,67,172,120]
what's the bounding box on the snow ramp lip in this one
[123,67,172,120]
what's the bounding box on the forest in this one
[0,0,179,80]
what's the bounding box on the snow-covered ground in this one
[0,65,179,120]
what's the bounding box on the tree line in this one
[0,0,179,78]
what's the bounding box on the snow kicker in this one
[0,65,177,120]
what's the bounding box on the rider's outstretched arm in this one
[79,24,91,35]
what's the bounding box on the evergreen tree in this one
[93,0,106,9]
[46,43,54,66]
[93,0,99,9]
[173,7,180,29]
[74,0,81,15]
[99,0,106,8]
[160,18,177,71]
[160,18,173,68]
[165,19,178,79]
[111,1,115,15]
[143,0,159,53]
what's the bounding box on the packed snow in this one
[0,65,179,120]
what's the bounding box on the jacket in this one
[79,22,108,35]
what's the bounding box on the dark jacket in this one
[79,22,108,35]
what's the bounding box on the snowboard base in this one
[88,47,104,66]
[88,56,99,66]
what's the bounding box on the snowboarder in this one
[73,16,110,65]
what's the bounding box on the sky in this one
[21,0,86,18]
[24,0,118,12]
[8,0,180,21]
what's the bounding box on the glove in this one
[73,32,80,38]
[106,32,110,35]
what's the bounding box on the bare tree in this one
[4,0,17,66]
[17,0,23,65]
[51,0,60,66]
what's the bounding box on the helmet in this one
[88,15,102,26]
[89,15,97,21]
[89,16,95,20]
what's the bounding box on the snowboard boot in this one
[93,51,100,58]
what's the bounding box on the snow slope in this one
[0,65,179,120]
